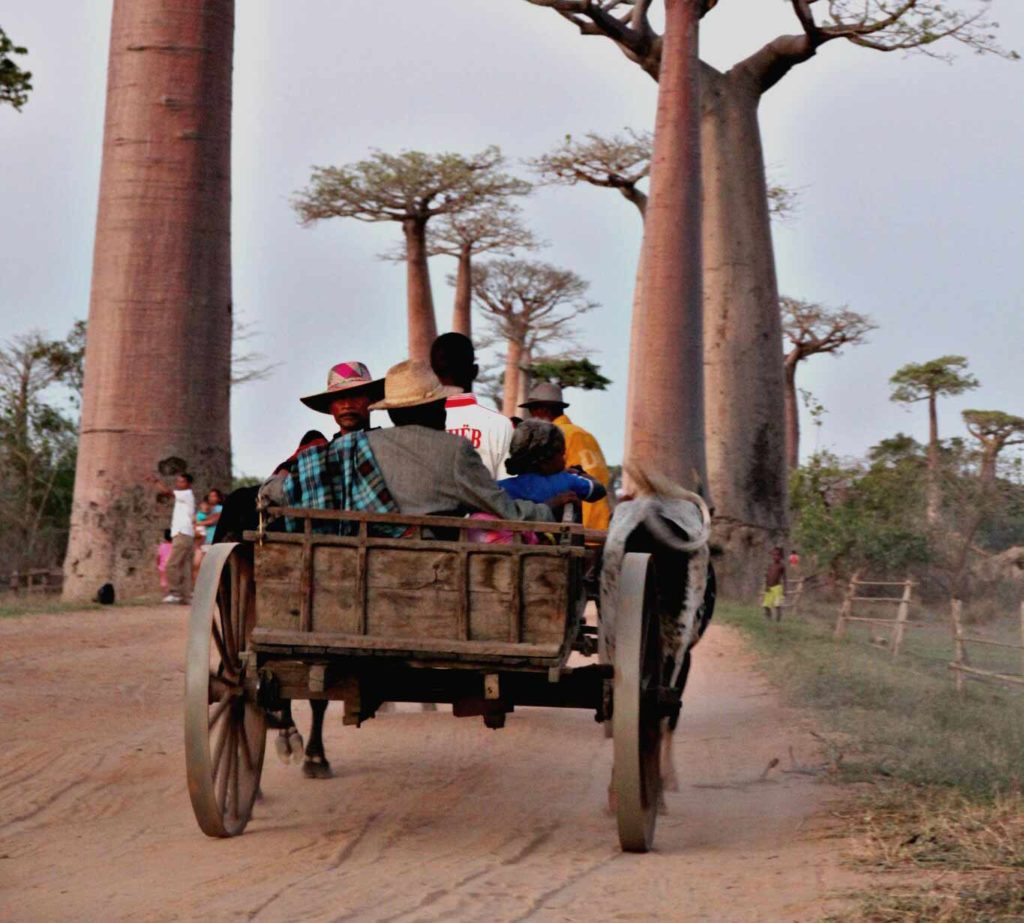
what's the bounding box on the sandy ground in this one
[0,605,862,922]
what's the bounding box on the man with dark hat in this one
[520,382,612,531]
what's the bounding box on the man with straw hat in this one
[367,359,555,523]
[520,382,612,531]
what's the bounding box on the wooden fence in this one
[2,568,64,597]
[948,599,1024,693]
[783,576,806,615]
[834,574,916,659]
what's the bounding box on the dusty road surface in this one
[0,605,860,922]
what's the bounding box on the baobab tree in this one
[525,0,1013,589]
[472,259,597,416]
[422,204,537,337]
[64,0,234,601]
[0,26,32,110]
[293,147,529,359]
[962,410,1024,486]
[890,355,979,525]
[782,297,875,469]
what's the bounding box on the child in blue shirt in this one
[499,419,607,508]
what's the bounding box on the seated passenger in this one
[498,419,607,509]
[366,360,555,524]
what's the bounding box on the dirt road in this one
[0,606,859,922]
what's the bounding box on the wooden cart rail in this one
[246,506,603,668]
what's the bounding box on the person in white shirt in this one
[430,333,513,479]
[151,472,195,604]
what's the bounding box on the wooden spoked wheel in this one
[613,552,663,853]
[185,542,265,837]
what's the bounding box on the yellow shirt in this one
[554,414,611,532]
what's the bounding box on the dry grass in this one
[719,602,1024,921]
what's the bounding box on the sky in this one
[1,1,1022,479]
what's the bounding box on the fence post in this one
[835,572,857,639]
[950,597,966,695]
[891,578,913,660]
[1020,600,1024,678]
[789,577,805,616]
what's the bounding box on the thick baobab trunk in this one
[700,64,789,595]
[625,0,706,493]
[403,218,439,360]
[516,344,533,410]
[451,246,472,336]
[63,0,234,602]
[502,339,523,418]
[979,447,998,486]
[784,357,799,470]
[926,393,940,524]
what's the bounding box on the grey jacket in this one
[367,425,554,522]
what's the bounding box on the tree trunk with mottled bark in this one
[700,63,789,594]
[783,356,799,470]
[63,0,234,601]
[451,245,472,336]
[625,0,706,492]
[927,393,940,524]
[403,218,439,360]
[502,338,523,418]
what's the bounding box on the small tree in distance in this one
[293,147,530,360]
[529,356,610,392]
[962,410,1024,486]
[890,355,979,524]
[472,259,597,416]
[782,297,875,469]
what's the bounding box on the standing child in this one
[156,529,173,593]
[763,546,787,622]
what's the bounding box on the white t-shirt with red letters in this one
[444,393,513,480]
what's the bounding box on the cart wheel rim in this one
[185,542,266,837]
[613,552,662,852]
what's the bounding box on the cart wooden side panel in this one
[246,508,587,668]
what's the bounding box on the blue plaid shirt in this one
[283,431,404,536]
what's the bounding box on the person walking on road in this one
[520,382,611,532]
[762,546,787,622]
[150,472,195,604]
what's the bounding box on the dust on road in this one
[0,605,860,922]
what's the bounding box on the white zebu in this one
[600,467,714,797]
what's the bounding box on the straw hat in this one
[369,359,460,410]
[300,361,384,413]
[519,381,569,410]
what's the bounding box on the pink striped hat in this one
[300,361,384,413]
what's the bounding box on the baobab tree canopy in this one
[292,147,529,359]
[782,297,875,362]
[962,409,1024,482]
[782,297,875,468]
[531,127,797,220]
[292,148,529,228]
[530,129,652,215]
[890,355,979,405]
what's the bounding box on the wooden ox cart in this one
[185,507,670,852]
